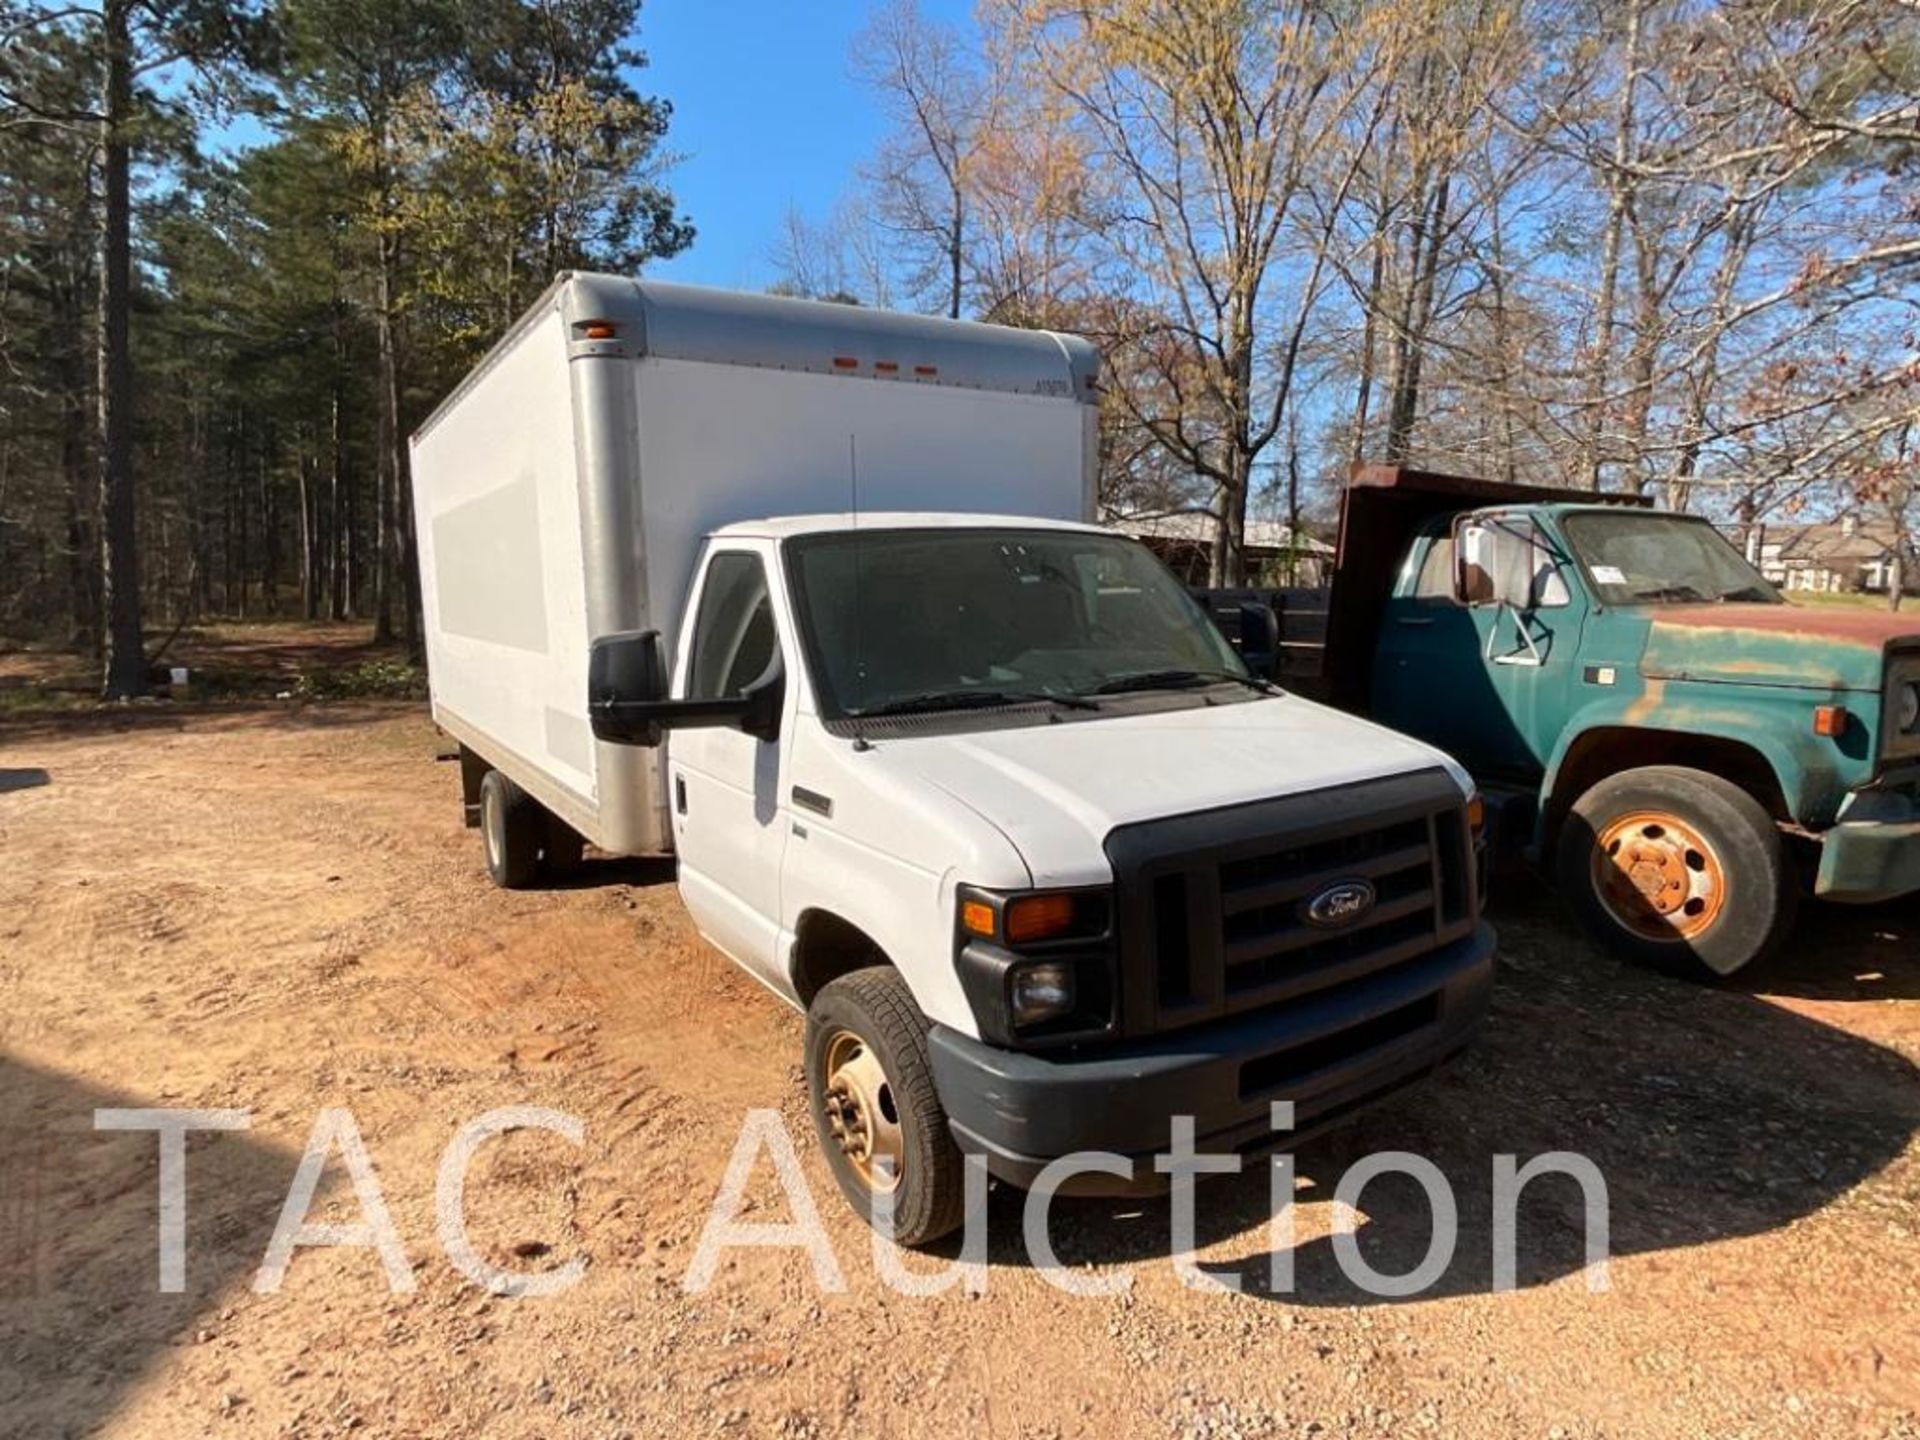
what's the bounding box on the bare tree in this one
[995,0,1395,584]
[854,0,988,319]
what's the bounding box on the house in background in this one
[1750,515,1916,596]
[1109,512,1336,587]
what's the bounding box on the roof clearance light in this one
[914,364,938,377]
[874,360,899,374]
[580,321,618,340]
[832,356,859,370]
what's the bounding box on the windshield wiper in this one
[853,687,1100,718]
[1083,668,1274,697]
[1715,584,1778,603]
[1627,584,1710,603]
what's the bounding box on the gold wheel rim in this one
[821,1029,904,1193]
[1592,809,1727,943]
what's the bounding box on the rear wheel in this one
[1557,764,1794,979]
[541,815,585,876]
[479,770,542,889]
[804,968,967,1247]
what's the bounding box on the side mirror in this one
[587,630,785,748]
[1454,518,1540,610]
[589,630,670,746]
[1236,600,1281,679]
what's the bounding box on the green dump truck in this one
[1296,465,1920,979]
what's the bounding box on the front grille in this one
[1104,768,1478,1038]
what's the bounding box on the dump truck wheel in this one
[1558,764,1794,979]
[805,968,967,1247]
[479,770,542,889]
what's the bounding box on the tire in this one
[479,770,542,889]
[804,968,967,1247]
[541,816,585,876]
[1557,764,1796,980]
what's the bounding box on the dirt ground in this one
[2,624,1917,1439]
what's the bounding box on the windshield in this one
[1561,512,1782,606]
[784,527,1250,719]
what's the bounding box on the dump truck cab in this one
[1321,466,1920,978]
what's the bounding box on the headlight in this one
[1900,681,1920,736]
[955,885,1115,1043]
[1008,961,1076,1026]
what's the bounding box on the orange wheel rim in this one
[1591,810,1727,943]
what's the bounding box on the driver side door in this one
[670,545,791,985]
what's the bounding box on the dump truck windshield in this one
[785,528,1249,719]
[1562,511,1782,607]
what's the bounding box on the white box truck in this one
[412,274,1494,1244]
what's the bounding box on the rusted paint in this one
[1643,607,1905,692]
[1621,674,1666,727]
[1654,604,1920,649]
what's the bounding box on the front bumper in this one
[1815,816,1920,904]
[926,923,1495,1195]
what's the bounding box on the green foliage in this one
[0,0,691,647]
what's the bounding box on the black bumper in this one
[927,923,1495,1195]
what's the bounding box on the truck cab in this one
[1322,465,1920,979]
[589,512,1493,1243]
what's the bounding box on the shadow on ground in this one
[0,769,49,795]
[968,889,1920,1305]
[0,1055,298,1434]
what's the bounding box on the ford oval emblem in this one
[1304,878,1377,929]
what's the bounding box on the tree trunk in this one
[97,0,145,698]
[948,188,963,320]
[1582,0,1645,491]
[61,309,100,654]
[373,229,400,644]
[299,440,318,620]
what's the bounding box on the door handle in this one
[1395,616,1435,627]
[674,775,687,815]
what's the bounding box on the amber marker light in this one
[1813,705,1849,738]
[960,899,997,939]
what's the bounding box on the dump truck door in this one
[1372,513,1588,782]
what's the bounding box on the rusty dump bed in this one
[1322,464,1650,710]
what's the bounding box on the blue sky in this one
[638,0,977,290]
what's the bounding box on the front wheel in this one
[1557,764,1795,980]
[804,968,967,1247]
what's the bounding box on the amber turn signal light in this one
[1813,705,1848,738]
[960,899,997,939]
[1466,794,1485,836]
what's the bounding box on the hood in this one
[1643,603,1920,692]
[865,694,1470,888]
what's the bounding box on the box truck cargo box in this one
[412,273,1099,857]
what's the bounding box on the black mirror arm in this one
[598,694,752,728]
